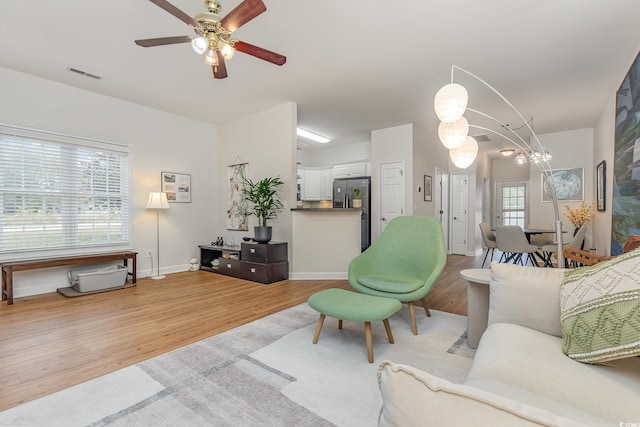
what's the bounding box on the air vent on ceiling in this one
[67,67,102,80]
[472,134,490,142]
[297,140,310,150]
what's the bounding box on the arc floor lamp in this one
[434,65,564,266]
[147,192,170,279]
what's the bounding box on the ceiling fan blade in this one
[135,36,192,47]
[148,0,200,28]
[220,0,266,32]
[234,41,286,66]
[212,52,228,79]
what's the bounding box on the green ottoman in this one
[308,288,402,363]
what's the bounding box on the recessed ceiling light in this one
[297,127,330,143]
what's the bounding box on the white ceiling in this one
[1,0,639,153]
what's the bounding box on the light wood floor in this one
[0,253,481,412]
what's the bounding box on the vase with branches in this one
[241,176,284,243]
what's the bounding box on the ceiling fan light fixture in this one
[191,36,208,54]
[220,42,235,59]
[515,152,528,164]
[205,48,219,66]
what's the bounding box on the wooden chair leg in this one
[365,322,374,363]
[420,297,431,317]
[383,318,395,344]
[338,319,343,329]
[312,314,325,344]
[408,301,418,335]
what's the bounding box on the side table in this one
[460,268,491,349]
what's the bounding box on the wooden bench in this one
[1,251,137,305]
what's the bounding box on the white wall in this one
[412,122,450,217]
[297,140,371,168]
[0,66,217,297]
[215,102,297,261]
[371,124,414,241]
[593,93,616,255]
[529,128,594,248]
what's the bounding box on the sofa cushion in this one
[377,361,585,427]
[560,249,640,363]
[466,323,640,426]
[357,274,423,293]
[489,262,565,337]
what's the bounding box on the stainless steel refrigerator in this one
[333,177,371,251]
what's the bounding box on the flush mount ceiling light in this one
[135,0,286,79]
[500,148,516,157]
[297,128,330,143]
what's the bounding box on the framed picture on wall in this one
[424,175,432,202]
[161,171,191,203]
[596,160,606,211]
[541,168,584,202]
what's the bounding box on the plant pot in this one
[254,226,272,244]
[352,199,362,208]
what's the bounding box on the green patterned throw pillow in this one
[560,249,640,363]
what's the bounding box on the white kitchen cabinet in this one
[333,162,368,179]
[301,168,332,200]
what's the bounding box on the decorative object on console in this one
[241,175,284,244]
[433,65,564,265]
[146,192,170,280]
[161,171,191,203]
[596,160,606,211]
[134,0,286,79]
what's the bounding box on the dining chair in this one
[479,223,498,268]
[495,225,540,266]
[539,224,587,267]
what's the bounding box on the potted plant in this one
[241,176,284,244]
[352,187,362,208]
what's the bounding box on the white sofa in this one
[378,262,640,426]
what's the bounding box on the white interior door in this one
[435,167,450,252]
[379,160,404,234]
[451,172,468,255]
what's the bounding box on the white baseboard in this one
[289,272,348,280]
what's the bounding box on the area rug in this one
[0,303,475,427]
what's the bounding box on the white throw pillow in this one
[489,262,566,337]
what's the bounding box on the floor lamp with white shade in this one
[147,192,170,280]
[434,65,564,266]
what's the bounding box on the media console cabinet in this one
[199,242,288,284]
[1,251,137,305]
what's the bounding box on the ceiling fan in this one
[135,0,286,79]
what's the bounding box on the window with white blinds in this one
[0,125,131,255]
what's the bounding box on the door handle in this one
[453,217,458,220]
[381,217,387,221]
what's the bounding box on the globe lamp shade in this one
[438,116,469,149]
[450,136,478,169]
[434,83,468,123]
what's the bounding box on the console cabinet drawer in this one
[241,242,288,263]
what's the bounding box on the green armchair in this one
[348,216,447,335]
